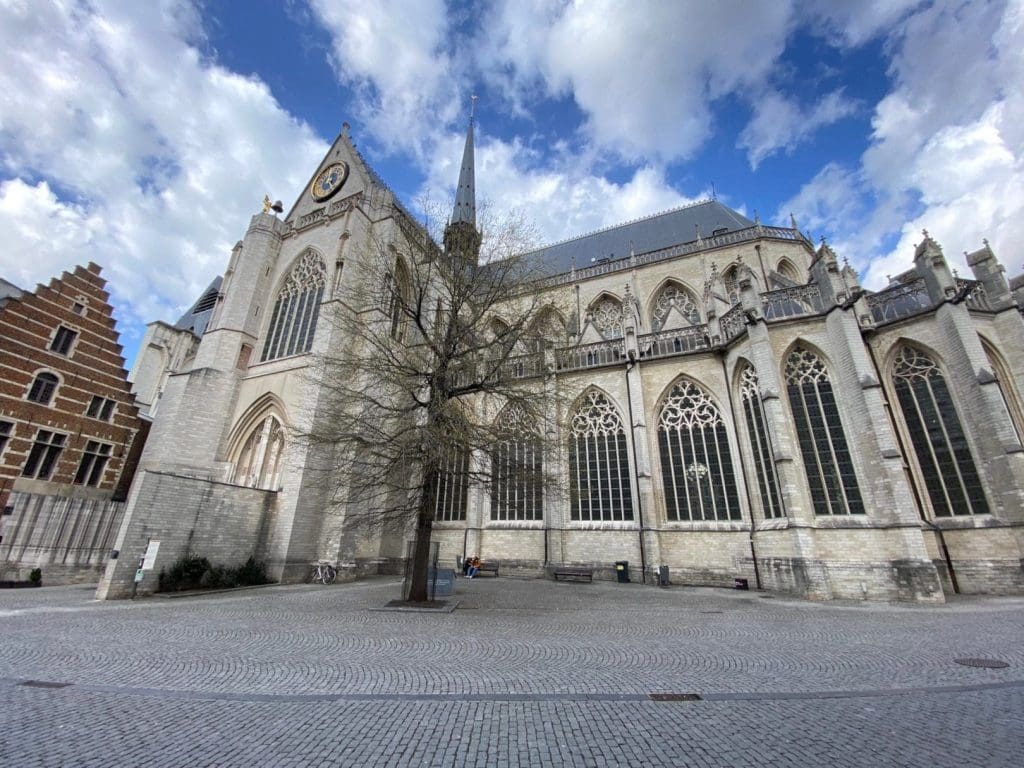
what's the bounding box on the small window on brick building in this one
[27,372,59,405]
[72,301,86,315]
[0,420,12,457]
[50,326,78,355]
[22,430,66,480]
[74,440,112,486]
[86,395,116,421]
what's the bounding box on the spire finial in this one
[470,94,477,123]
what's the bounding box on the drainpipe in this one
[865,341,958,593]
[624,352,648,584]
[721,352,762,590]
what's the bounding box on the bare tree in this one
[300,203,568,602]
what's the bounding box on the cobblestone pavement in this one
[1,578,1023,766]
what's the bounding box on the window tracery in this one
[232,415,285,490]
[569,391,633,521]
[657,380,740,521]
[892,346,988,516]
[261,251,326,361]
[785,346,864,515]
[490,404,543,521]
[740,365,783,519]
[590,297,624,339]
[651,283,701,330]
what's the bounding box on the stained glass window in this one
[740,365,783,519]
[657,380,740,521]
[892,346,988,516]
[490,404,543,521]
[569,391,633,521]
[785,346,864,515]
[261,251,326,361]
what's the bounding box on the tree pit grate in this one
[649,693,702,701]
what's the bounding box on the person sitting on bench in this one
[465,555,481,578]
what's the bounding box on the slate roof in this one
[174,276,223,337]
[523,200,753,277]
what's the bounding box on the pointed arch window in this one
[232,415,285,490]
[384,260,410,341]
[982,342,1024,445]
[651,283,701,331]
[569,391,633,521]
[432,443,469,521]
[490,404,543,521]
[261,251,327,362]
[657,380,740,521]
[723,266,742,306]
[740,365,784,519]
[590,296,624,339]
[785,347,864,515]
[892,346,988,516]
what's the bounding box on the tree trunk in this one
[406,511,434,602]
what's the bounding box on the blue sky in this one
[1,1,1021,368]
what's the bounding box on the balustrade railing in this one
[762,284,824,320]
[638,325,711,360]
[719,305,747,342]
[499,352,546,380]
[865,278,933,324]
[555,338,625,372]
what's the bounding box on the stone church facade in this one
[98,121,1024,602]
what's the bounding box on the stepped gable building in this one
[99,118,1024,602]
[0,264,147,579]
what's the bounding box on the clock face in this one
[310,162,349,202]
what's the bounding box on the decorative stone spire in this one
[452,96,476,228]
[444,96,482,265]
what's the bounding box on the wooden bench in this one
[477,561,499,577]
[553,566,593,583]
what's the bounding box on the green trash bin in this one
[615,560,629,583]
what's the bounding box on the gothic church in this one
[99,118,1024,602]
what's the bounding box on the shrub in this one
[158,554,269,591]
[28,568,42,584]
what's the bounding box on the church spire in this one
[451,95,476,227]
[444,96,482,264]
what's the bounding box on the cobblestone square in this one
[1,578,1023,766]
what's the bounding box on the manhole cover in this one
[20,680,72,689]
[954,658,1009,669]
[649,693,702,702]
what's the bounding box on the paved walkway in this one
[1,577,1023,766]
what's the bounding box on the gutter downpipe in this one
[721,350,762,590]
[624,351,648,584]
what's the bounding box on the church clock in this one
[310,162,349,202]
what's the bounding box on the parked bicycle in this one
[311,562,337,584]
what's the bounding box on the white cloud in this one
[780,0,1024,288]
[739,89,859,169]
[0,0,328,353]
[307,0,459,160]
[484,0,794,162]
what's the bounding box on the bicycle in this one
[311,562,337,584]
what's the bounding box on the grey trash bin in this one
[657,565,670,587]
